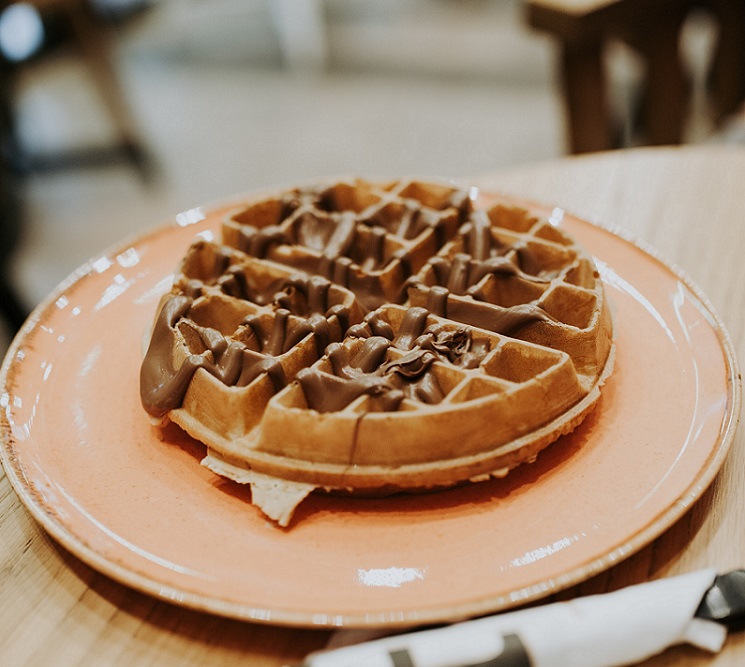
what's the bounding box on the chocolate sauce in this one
[283,186,326,215]
[140,295,196,418]
[445,301,557,336]
[465,211,495,260]
[415,322,490,369]
[231,187,470,311]
[321,211,357,259]
[424,285,449,317]
[427,247,547,298]
[346,311,395,340]
[392,306,429,349]
[296,366,400,413]
[141,297,315,418]
[294,307,491,413]
[237,224,288,258]
[141,182,564,420]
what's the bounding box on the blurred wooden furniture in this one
[0,0,150,332]
[1,0,150,173]
[0,52,26,333]
[1,144,744,665]
[524,0,745,152]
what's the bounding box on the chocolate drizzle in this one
[400,210,562,336]
[140,181,576,421]
[423,211,553,298]
[238,225,288,258]
[141,295,197,418]
[295,307,490,413]
[228,184,473,310]
[361,200,431,240]
[140,291,352,418]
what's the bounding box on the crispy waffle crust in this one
[140,179,615,526]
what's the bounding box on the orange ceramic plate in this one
[0,194,740,629]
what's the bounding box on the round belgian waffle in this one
[140,178,615,526]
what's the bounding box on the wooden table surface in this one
[2,145,744,666]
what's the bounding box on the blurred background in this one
[1,0,744,353]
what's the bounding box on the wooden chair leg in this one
[0,63,29,333]
[0,173,28,333]
[560,39,615,153]
[706,0,745,124]
[62,0,145,156]
[0,272,29,333]
[638,10,689,145]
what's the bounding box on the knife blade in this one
[302,568,735,667]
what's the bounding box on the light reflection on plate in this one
[0,196,740,628]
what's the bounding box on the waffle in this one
[140,179,615,526]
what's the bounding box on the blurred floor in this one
[0,0,741,354]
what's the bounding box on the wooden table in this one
[1,145,744,665]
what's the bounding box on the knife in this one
[301,569,744,667]
[696,569,745,628]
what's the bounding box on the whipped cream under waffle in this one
[140,179,615,526]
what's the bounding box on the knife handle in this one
[696,570,745,630]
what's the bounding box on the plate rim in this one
[1,192,741,629]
